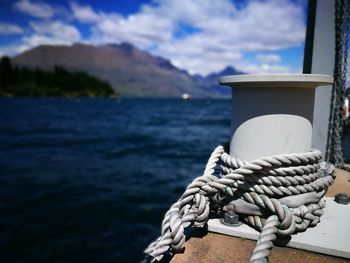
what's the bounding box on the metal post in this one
[303,0,335,158]
[219,74,332,161]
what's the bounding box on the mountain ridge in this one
[12,42,244,97]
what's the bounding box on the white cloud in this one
[2,0,305,75]
[71,2,174,48]
[70,2,100,23]
[0,44,30,57]
[69,0,305,75]
[14,0,55,19]
[240,63,293,74]
[30,21,81,41]
[256,54,281,63]
[0,22,23,35]
[161,0,305,74]
[22,21,81,47]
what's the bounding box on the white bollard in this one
[219,74,333,161]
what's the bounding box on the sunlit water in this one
[0,98,349,262]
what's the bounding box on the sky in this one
[0,0,308,76]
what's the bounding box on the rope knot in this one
[192,193,210,227]
[168,211,185,252]
[145,146,333,263]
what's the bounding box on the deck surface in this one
[171,168,350,263]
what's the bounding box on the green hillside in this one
[12,43,233,97]
[0,57,116,97]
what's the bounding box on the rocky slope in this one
[13,43,243,97]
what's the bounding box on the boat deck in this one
[171,168,350,263]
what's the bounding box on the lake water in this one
[0,98,349,262]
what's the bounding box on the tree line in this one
[0,57,116,97]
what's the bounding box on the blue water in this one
[0,98,349,263]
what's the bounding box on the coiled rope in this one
[144,145,335,262]
[325,0,349,168]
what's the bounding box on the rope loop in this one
[144,145,335,262]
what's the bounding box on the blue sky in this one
[0,0,308,75]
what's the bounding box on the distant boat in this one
[182,93,191,100]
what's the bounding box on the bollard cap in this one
[219,74,333,88]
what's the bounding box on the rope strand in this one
[326,0,350,169]
[144,146,335,262]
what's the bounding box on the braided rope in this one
[325,0,349,168]
[144,146,335,262]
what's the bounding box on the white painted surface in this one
[219,74,333,88]
[208,197,350,259]
[310,0,335,158]
[219,74,333,161]
[231,115,313,161]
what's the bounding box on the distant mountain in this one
[197,66,245,96]
[205,66,245,82]
[12,43,244,97]
[0,57,115,97]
